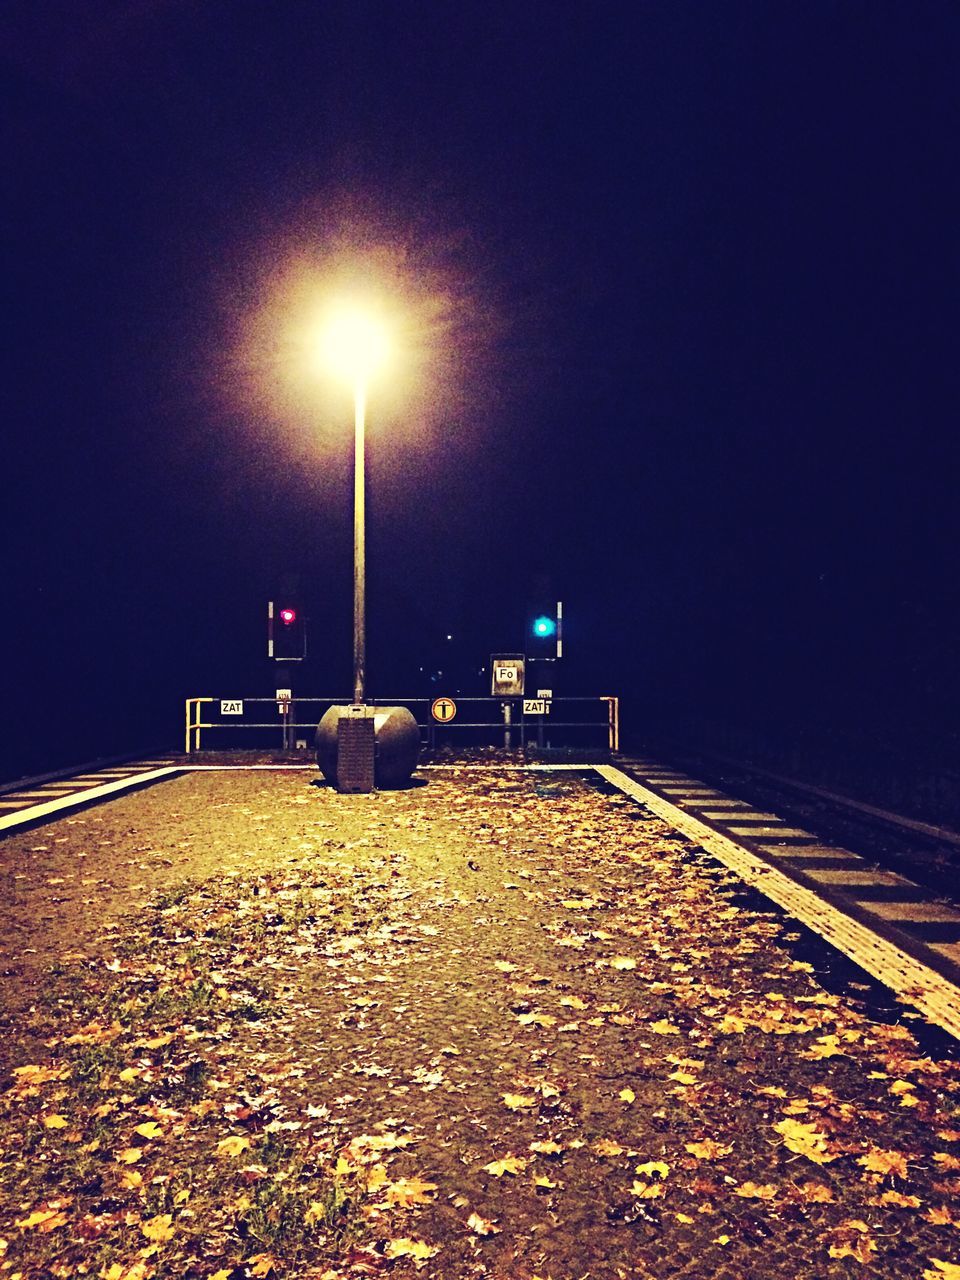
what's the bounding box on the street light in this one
[319,305,391,704]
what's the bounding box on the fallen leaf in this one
[685,1139,733,1161]
[115,1148,145,1164]
[878,1190,922,1208]
[384,1238,439,1267]
[649,1019,681,1035]
[619,1088,636,1104]
[384,1178,438,1208]
[857,1147,909,1178]
[634,1161,670,1179]
[517,1012,557,1028]
[483,1155,527,1177]
[610,957,637,970]
[734,1182,777,1200]
[593,1139,625,1157]
[466,1212,500,1236]
[533,1175,558,1190]
[141,1213,174,1243]
[134,1121,163,1140]
[925,1263,960,1280]
[41,1114,69,1129]
[773,1119,837,1165]
[926,1206,960,1227]
[797,1181,835,1203]
[15,1208,69,1232]
[502,1093,537,1110]
[529,1140,564,1156]
[217,1135,252,1158]
[630,1180,664,1199]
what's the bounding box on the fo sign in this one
[490,654,525,696]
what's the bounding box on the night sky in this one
[3,1,959,778]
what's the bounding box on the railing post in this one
[185,700,192,755]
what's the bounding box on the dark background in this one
[2,1,958,788]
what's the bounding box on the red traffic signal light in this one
[268,601,306,660]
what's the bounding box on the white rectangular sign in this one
[220,700,244,715]
[523,699,547,715]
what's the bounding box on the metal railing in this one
[184,695,619,754]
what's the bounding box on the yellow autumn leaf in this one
[734,1182,777,1200]
[925,1263,960,1280]
[713,1234,732,1245]
[878,1190,922,1208]
[134,1121,163,1140]
[561,898,596,909]
[115,1147,145,1164]
[857,1147,909,1178]
[384,1237,439,1265]
[649,1019,680,1035]
[669,1071,698,1085]
[889,1079,916,1095]
[685,1139,733,1160]
[926,1206,960,1227]
[494,960,516,972]
[533,1174,558,1189]
[119,1169,143,1190]
[502,1093,537,1110]
[517,1012,557,1027]
[483,1155,527,1177]
[384,1178,438,1208]
[560,995,588,1009]
[15,1208,69,1231]
[140,1213,174,1243]
[619,1088,636,1104]
[829,1236,877,1264]
[796,1181,834,1203]
[593,1139,625,1156]
[529,1140,564,1155]
[217,1135,252,1158]
[934,1153,960,1172]
[630,1180,664,1199]
[609,957,637,970]
[139,1032,174,1050]
[635,1161,670,1179]
[247,1255,278,1278]
[208,1271,234,1280]
[773,1119,836,1164]
[42,1114,69,1129]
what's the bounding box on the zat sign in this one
[490,654,525,696]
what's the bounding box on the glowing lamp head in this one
[318,304,391,387]
[533,615,557,638]
[280,608,297,625]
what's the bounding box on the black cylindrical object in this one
[315,705,420,789]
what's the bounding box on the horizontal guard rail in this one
[185,696,619,754]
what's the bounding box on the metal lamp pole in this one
[353,379,366,705]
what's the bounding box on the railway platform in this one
[1,757,959,1279]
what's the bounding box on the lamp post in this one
[313,300,421,790]
[319,306,390,705]
[352,377,367,703]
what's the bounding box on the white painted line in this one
[0,768,181,833]
[596,765,960,1042]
